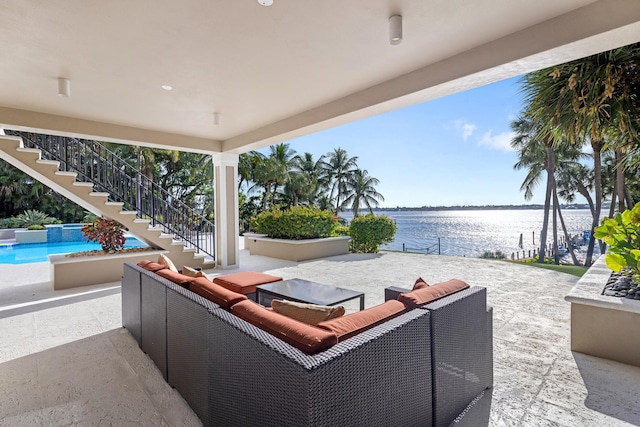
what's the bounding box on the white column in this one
[212,152,239,269]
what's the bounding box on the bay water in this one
[342,209,595,258]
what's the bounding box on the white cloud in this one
[462,123,476,141]
[479,130,516,151]
[450,119,477,141]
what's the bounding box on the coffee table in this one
[256,278,365,311]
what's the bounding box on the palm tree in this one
[511,114,583,265]
[511,115,555,262]
[249,143,297,209]
[521,42,640,265]
[289,152,326,206]
[323,148,358,213]
[342,169,384,216]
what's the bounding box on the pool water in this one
[0,238,147,264]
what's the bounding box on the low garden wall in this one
[248,235,350,262]
[565,256,640,368]
[49,250,166,290]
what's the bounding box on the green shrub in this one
[349,214,396,253]
[250,206,336,239]
[594,202,640,278]
[479,250,506,259]
[81,217,126,252]
[1,218,18,229]
[26,224,45,230]
[333,225,350,237]
[14,209,57,228]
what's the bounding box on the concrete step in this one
[36,159,60,168]
[55,171,78,178]
[15,147,41,155]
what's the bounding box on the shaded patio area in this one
[2,249,640,426]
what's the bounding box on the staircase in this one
[0,130,215,269]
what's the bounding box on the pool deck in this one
[2,249,640,426]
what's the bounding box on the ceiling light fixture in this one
[161,84,173,91]
[58,78,71,97]
[257,0,273,6]
[389,15,403,45]
[213,112,221,126]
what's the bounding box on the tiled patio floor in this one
[2,250,640,426]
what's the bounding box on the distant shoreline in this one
[372,204,594,212]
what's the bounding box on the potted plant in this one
[81,217,126,253]
[594,202,640,297]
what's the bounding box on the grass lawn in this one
[511,261,589,277]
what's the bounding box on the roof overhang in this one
[1,0,639,153]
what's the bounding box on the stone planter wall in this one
[49,250,165,290]
[15,229,48,243]
[248,235,350,262]
[565,256,640,368]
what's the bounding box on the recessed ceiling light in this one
[257,0,273,6]
[161,84,173,91]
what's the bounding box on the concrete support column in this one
[212,153,239,269]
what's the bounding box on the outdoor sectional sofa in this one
[121,262,493,427]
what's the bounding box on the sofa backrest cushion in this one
[190,277,248,309]
[317,300,406,341]
[231,300,338,355]
[398,279,469,308]
[156,269,192,288]
[137,260,169,273]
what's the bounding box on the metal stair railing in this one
[5,130,215,259]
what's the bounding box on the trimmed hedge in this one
[250,206,337,240]
[349,214,396,253]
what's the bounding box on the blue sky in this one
[280,75,541,208]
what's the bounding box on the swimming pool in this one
[0,238,147,264]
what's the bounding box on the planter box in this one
[248,235,350,262]
[565,256,640,367]
[243,232,268,251]
[49,250,166,290]
[15,229,47,244]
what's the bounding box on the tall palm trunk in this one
[554,188,580,265]
[585,140,604,266]
[615,149,626,212]
[552,198,559,264]
[537,145,555,263]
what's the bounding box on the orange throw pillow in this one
[398,279,469,308]
[413,277,429,290]
[137,260,169,272]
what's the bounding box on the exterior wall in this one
[565,256,640,368]
[571,303,640,367]
[50,250,165,290]
[15,229,47,243]
[249,236,350,262]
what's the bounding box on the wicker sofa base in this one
[122,263,493,427]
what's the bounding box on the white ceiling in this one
[1,0,639,154]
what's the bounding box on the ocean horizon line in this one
[368,203,598,212]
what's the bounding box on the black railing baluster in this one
[5,130,215,260]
